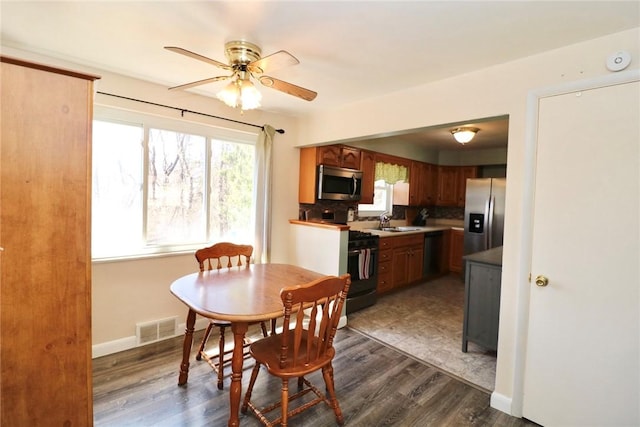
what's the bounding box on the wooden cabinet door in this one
[392,247,410,287]
[1,57,97,427]
[457,166,478,207]
[340,146,361,169]
[408,161,430,206]
[449,229,464,273]
[360,150,376,204]
[299,147,319,203]
[436,166,458,206]
[316,145,342,166]
[408,245,424,282]
[408,161,421,206]
[316,145,361,169]
[424,163,438,205]
[377,257,393,294]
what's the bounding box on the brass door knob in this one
[535,275,549,287]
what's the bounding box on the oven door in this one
[346,247,378,313]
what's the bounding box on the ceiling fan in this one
[164,40,317,110]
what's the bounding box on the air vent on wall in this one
[136,316,178,345]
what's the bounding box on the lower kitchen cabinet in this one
[377,238,394,293]
[449,228,464,273]
[376,234,423,294]
[462,247,503,352]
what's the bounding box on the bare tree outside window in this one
[92,117,256,258]
[147,129,205,245]
[209,139,254,243]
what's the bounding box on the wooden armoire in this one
[1,56,99,425]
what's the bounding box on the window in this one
[357,179,394,217]
[92,108,257,259]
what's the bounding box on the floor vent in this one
[136,317,178,346]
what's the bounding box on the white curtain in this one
[253,124,275,264]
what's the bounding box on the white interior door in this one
[523,80,639,425]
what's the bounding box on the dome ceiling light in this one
[451,127,480,144]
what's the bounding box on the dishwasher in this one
[423,231,444,278]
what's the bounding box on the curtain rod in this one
[95,91,285,134]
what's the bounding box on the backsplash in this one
[298,201,463,223]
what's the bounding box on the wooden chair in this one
[241,274,351,426]
[194,242,269,390]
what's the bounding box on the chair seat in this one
[250,331,335,379]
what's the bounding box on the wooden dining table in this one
[170,263,325,427]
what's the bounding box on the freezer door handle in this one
[487,196,495,248]
[484,196,491,249]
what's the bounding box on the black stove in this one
[348,230,379,249]
[346,230,379,314]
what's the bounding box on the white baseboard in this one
[338,314,347,329]
[92,317,209,359]
[93,315,349,359]
[490,391,513,415]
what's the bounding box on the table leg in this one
[228,322,248,427]
[178,309,196,385]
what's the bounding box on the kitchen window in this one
[358,179,394,217]
[92,108,257,259]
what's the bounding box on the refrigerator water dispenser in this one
[469,213,484,233]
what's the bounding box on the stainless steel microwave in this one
[317,165,363,201]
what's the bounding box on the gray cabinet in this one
[462,247,502,352]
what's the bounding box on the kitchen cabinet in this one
[359,150,376,204]
[436,165,478,207]
[449,228,465,274]
[408,161,437,206]
[376,234,423,294]
[298,144,362,203]
[317,145,361,169]
[462,247,502,352]
[377,237,393,293]
[437,166,459,206]
[1,57,98,426]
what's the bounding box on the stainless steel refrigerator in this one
[463,178,506,257]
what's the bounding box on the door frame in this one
[494,68,640,417]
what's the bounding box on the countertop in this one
[463,246,503,267]
[289,219,462,235]
[364,225,451,237]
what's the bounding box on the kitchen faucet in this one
[379,212,391,230]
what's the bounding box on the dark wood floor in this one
[93,328,536,426]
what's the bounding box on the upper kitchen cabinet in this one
[408,161,437,206]
[359,150,376,204]
[436,166,478,207]
[437,166,459,206]
[316,145,361,169]
[1,56,98,426]
[299,144,363,203]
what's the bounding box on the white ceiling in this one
[2,1,638,151]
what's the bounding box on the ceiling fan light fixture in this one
[451,127,479,144]
[216,77,261,111]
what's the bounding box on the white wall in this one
[297,28,640,416]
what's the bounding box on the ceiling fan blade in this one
[169,75,232,91]
[164,46,232,71]
[259,76,317,101]
[248,50,299,74]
